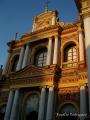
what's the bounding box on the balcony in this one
[62,61,78,68]
[62,61,86,69]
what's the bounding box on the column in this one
[78,26,84,61]
[38,87,46,120]
[46,87,54,120]
[47,37,53,65]
[2,52,10,75]
[10,90,20,120]
[4,91,14,120]
[83,16,90,112]
[16,46,25,71]
[32,19,37,32]
[22,44,30,68]
[53,35,59,64]
[80,86,87,120]
[52,16,56,25]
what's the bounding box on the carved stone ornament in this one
[9,65,60,88]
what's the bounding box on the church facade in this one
[0,0,90,120]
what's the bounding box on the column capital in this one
[55,35,59,38]
[47,85,54,89]
[25,42,30,46]
[79,0,90,18]
[80,84,87,87]
[49,87,54,91]
[80,11,90,19]
[39,86,47,89]
[49,37,53,40]
[80,85,86,90]
[78,26,83,33]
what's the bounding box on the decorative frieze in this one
[58,92,80,107]
[58,86,80,94]
[10,76,54,88]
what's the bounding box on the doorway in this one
[0,104,6,120]
[26,111,38,120]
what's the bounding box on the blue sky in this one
[0,0,79,66]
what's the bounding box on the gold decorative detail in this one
[9,65,60,88]
[33,10,57,30]
[58,86,80,94]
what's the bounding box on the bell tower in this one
[75,0,90,113]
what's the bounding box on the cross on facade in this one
[45,0,50,12]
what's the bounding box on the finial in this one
[0,65,3,69]
[45,0,50,12]
[12,32,18,40]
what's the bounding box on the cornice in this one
[76,0,90,18]
[61,29,78,37]
[10,65,60,78]
[12,25,62,49]
[8,65,60,89]
[0,66,60,89]
[63,22,78,30]
[62,22,79,36]
[59,86,80,94]
[0,66,88,90]
[21,25,62,39]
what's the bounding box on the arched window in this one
[34,48,47,67]
[63,43,77,67]
[64,44,77,62]
[11,55,19,72]
[60,103,77,114]
[58,103,78,120]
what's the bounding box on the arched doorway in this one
[58,103,78,120]
[24,93,39,120]
[26,111,38,120]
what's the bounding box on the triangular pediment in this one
[10,65,53,79]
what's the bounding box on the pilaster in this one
[16,46,25,71]
[22,44,30,68]
[80,85,87,120]
[78,25,84,61]
[4,90,14,120]
[10,89,20,120]
[53,35,59,65]
[47,37,53,65]
[46,86,54,120]
[38,87,46,120]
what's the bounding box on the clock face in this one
[25,94,39,115]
